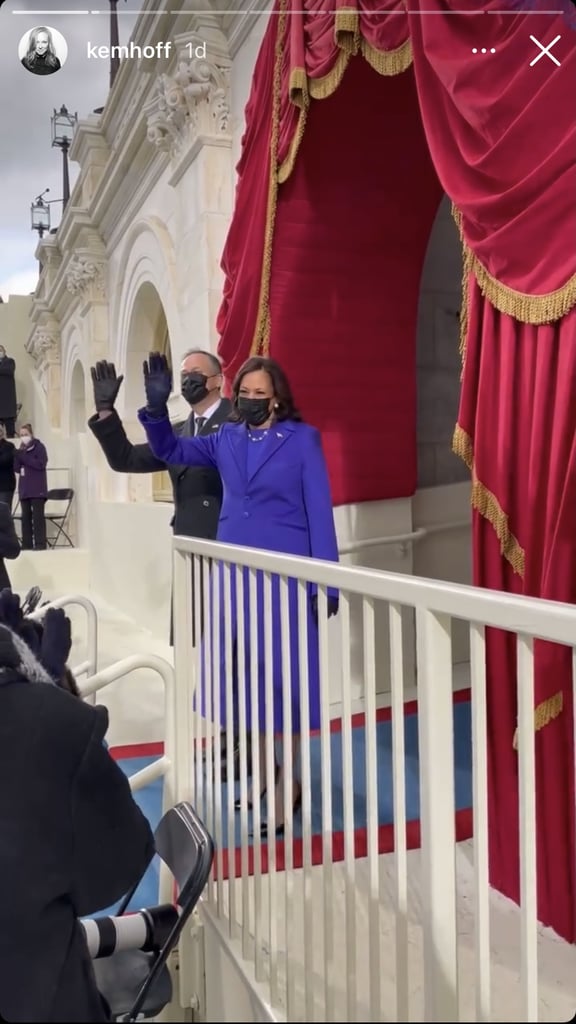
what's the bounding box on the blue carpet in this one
[91,696,472,900]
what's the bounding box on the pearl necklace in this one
[248,429,269,442]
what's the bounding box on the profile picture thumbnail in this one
[19,26,68,76]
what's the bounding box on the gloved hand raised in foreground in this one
[39,607,73,683]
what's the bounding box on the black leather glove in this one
[39,607,72,682]
[311,594,339,624]
[143,352,172,417]
[20,619,43,658]
[91,360,124,413]
[0,589,23,631]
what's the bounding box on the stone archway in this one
[415,194,467,492]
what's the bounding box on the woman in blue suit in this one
[138,353,339,832]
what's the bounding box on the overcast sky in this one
[0,0,144,301]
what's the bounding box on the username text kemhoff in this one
[86,40,207,60]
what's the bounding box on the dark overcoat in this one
[0,659,154,1022]
[88,402,231,537]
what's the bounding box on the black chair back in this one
[126,801,214,1021]
[155,802,214,908]
[46,487,74,502]
[45,488,74,548]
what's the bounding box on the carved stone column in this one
[143,31,232,182]
[25,322,62,429]
[66,254,107,306]
[143,31,233,353]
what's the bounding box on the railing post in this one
[416,608,458,1022]
[172,546,194,807]
[172,545,198,1019]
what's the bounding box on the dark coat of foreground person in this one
[0,625,155,1022]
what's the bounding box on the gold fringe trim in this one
[452,204,576,325]
[308,47,352,100]
[279,11,412,179]
[451,225,568,741]
[452,424,525,578]
[278,105,309,184]
[250,0,287,356]
[512,691,564,749]
[360,36,412,76]
[458,242,473,377]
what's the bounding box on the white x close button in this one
[529,35,562,67]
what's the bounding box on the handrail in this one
[78,653,175,795]
[339,520,470,555]
[173,535,576,646]
[28,594,98,681]
[339,529,426,554]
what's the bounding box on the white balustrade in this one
[171,535,576,1023]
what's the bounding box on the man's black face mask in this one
[181,372,212,406]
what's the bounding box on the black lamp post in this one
[51,105,78,209]
[31,190,51,239]
[94,0,127,111]
[109,0,121,88]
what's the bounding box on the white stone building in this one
[20,0,270,638]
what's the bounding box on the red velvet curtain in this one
[216,0,576,939]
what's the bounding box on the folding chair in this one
[45,488,74,548]
[91,801,214,1022]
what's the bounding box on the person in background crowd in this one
[0,346,17,437]
[0,505,20,591]
[138,352,339,835]
[14,423,48,551]
[0,423,16,508]
[88,351,242,776]
[0,607,155,1022]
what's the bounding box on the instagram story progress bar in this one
[7,7,570,12]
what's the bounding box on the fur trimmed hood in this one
[0,623,55,686]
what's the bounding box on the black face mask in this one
[236,397,271,426]
[181,373,210,406]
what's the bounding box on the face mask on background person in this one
[20,435,32,446]
[236,397,271,427]
[180,372,216,406]
[0,349,5,359]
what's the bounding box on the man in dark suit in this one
[88,348,240,777]
[88,348,230,539]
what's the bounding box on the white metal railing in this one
[171,535,576,1023]
[80,653,176,803]
[339,519,470,555]
[28,593,98,680]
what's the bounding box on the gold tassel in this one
[512,691,564,748]
[250,0,287,356]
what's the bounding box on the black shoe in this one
[253,786,301,838]
[203,732,252,783]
